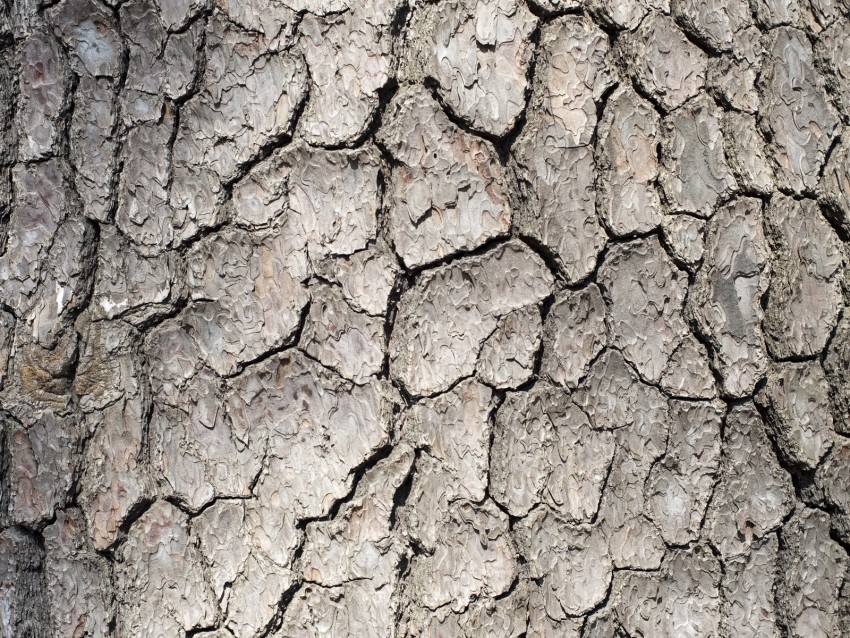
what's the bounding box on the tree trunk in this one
[2,0,850,636]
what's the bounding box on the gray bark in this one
[1,0,850,637]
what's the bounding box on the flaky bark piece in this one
[21,213,96,349]
[183,227,310,376]
[613,547,722,637]
[398,381,493,553]
[707,26,764,114]
[763,195,845,360]
[194,501,252,622]
[224,351,394,567]
[706,403,794,559]
[16,30,70,161]
[756,361,835,471]
[0,311,12,391]
[390,240,553,396]
[544,402,616,524]
[232,142,381,266]
[671,0,752,52]
[620,13,707,111]
[225,350,394,464]
[688,197,770,398]
[750,0,799,27]
[515,508,612,619]
[42,509,112,638]
[477,305,541,389]
[588,0,650,30]
[660,95,736,218]
[218,0,299,42]
[159,0,208,31]
[527,0,582,13]
[78,397,150,551]
[806,0,846,30]
[582,352,669,569]
[723,111,775,196]
[660,332,718,399]
[70,77,118,222]
[405,379,493,506]
[0,161,69,314]
[595,86,663,237]
[491,384,615,522]
[302,283,385,384]
[47,0,122,78]
[823,313,850,435]
[573,349,667,433]
[512,141,606,284]
[172,15,308,182]
[646,399,722,545]
[598,236,693,384]
[512,16,613,282]
[490,386,560,518]
[416,578,529,638]
[313,244,399,316]
[4,410,80,530]
[74,322,150,550]
[759,28,841,193]
[232,463,303,571]
[146,318,261,513]
[408,499,517,613]
[115,501,216,638]
[120,0,201,125]
[298,2,400,145]
[527,586,584,638]
[661,214,706,268]
[116,107,219,256]
[194,500,294,638]
[534,15,615,148]
[285,447,414,637]
[407,0,537,137]
[777,509,849,638]
[150,369,263,512]
[378,86,511,269]
[92,226,180,324]
[540,284,607,390]
[722,534,781,638]
[286,143,381,261]
[302,445,413,587]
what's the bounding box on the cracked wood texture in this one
[1,1,850,637]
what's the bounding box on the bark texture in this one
[1,0,850,637]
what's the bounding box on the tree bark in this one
[1,0,850,636]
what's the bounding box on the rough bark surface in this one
[1,1,850,637]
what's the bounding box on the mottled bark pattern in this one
[1,1,849,637]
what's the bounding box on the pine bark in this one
[1,0,850,636]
